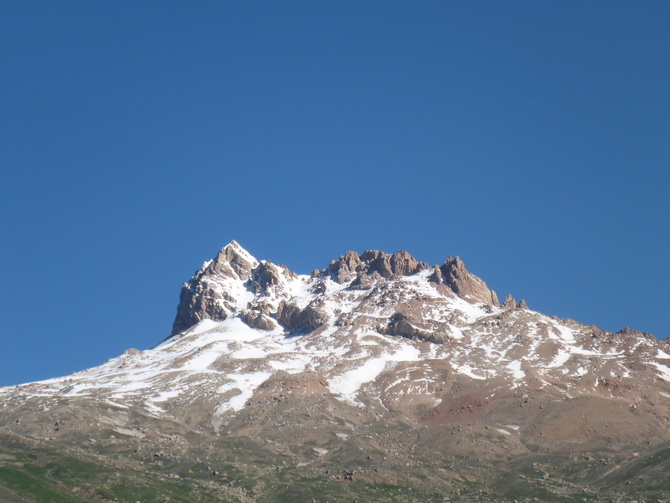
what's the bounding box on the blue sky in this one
[1,2,668,386]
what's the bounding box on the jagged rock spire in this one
[171,241,258,336]
[433,256,499,306]
[207,240,258,280]
[328,249,429,284]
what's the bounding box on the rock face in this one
[240,309,276,331]
[251,261,284,294]
[328,250,362,283]
[502,293,517,309]
[387,312,448,344]
[276,301,329,332]
[171,241,258,335]
[210,240,258,279]
[328,249,429,284]
[434,256,499,306]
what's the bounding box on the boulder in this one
[241,310,277,331]
[277,302,329,331]
[387,313,447,344]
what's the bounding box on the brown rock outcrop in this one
[389,249,424,276]
[172,283,234,335]
[387,313,448,344]
[328,251,363,283]
[277,301,329,332]
[428,264,443,283]
[328,249,428,284]
[502,294,516,309]
[359,250,394,278]
[207,240,257,280]
[349,271,373,290]
[436,256,499,306]
[241,310,277,331]
[251,261,282,294]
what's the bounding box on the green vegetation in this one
[3,433,670,503]
[0,454,84,503]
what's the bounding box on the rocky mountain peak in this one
[206,240,258,280]
[170,241,259,336]
[433,255,499,306]
[327,250,363,283]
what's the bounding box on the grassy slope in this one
[4,436,670,503]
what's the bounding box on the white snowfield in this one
[2,242,669,420]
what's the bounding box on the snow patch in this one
[650,362,670,382]
[328,358,389,405]
[507,360,525,380]
[453,364,487,380]
[215,371,272,413]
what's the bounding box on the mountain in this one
[2,241,670,503]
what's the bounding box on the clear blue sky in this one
[1,2,668,386]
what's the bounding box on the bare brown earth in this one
[3,376,670,502]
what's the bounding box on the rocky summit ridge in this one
[2,241,670,503]
[172,240,505,339]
